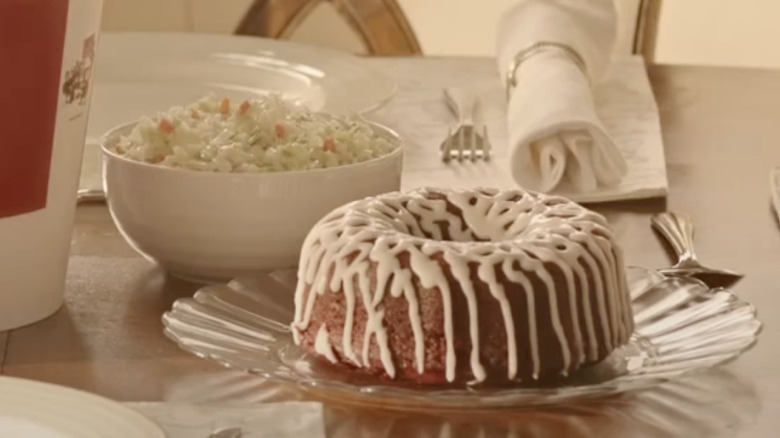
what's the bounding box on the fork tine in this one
[442,128,452,162]
[470,127,478,161]
[458,128,465,162]
[482,125,491,161]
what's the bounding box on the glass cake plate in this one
[162,267,761,410]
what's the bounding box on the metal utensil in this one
[208,427,242,438]
[770,166,780,224]
[651,212,743,287]
[440,87,491,162]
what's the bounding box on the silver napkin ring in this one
[505,41,588,100]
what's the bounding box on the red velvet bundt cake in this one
[291,187,634,384]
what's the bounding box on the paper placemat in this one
[373,55,667,203]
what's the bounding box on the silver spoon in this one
[651,212,743,288]
[208,427,242,438]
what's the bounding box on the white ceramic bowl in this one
[101,120,403,282]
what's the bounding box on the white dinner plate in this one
[79,32,396,197]
[0,377,164,437]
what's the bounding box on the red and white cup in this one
[0,0,103,331]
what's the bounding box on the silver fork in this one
[440,87,491,162]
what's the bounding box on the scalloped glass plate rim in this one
[162,266,762,409]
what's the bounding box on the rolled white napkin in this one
[497,0,628,193]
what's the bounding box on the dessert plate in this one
[162,367,759,438]
[162,267,761,410]
[0,377,165,437]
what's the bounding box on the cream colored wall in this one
[99,0,367,53]
[397,0,516,55]
[654,0,780,69]
[396,0,640,56]
[98,0,639,55]
[99,0,640,55]
[99,0,780,70]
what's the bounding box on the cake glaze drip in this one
[314,324,337,363]
[292,187,633,383]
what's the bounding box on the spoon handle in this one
[651,212,697,263]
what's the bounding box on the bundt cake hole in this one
[390,203,490,243]
[379,194,532,244]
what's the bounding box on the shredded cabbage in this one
[113,94,397,173]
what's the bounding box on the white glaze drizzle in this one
[476,261,517,379]
[614,246,633,340]
[314,324,337,363]
[527,246,572,374]
[292,187,632,383]
[501,262,540,378]
[569,251,598,361]
[573,234,614,353]
[550,236,585,364]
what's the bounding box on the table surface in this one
[2,57,780,438]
